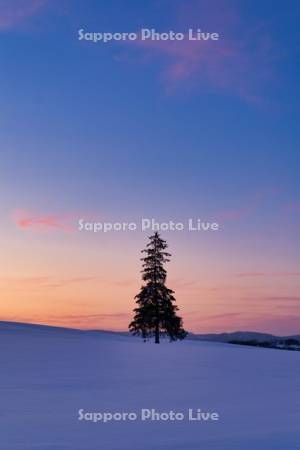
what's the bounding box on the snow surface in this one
[1,322,300,450]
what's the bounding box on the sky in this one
[0,0,300,335]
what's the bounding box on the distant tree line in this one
[229,338,300,351]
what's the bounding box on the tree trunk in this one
[154,235,160,344]
[155,323,160,344]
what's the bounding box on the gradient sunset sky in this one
[0,0,300,334]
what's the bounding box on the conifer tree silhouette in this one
[129,232,187,343]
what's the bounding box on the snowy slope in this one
[0,322,299,450]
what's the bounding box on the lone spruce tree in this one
[129,232,187,343]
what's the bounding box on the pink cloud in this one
[215,187,281,221]
[283,202,300,214]
[264,296,300,303]
[0,276,96,292]
[0,313,131,331]
[0,0,48,30]
[235,272,300,278]
[216,205,253,221]
[123,1,276,101]
[12,209,75,232]
[187,310,300,335]
[191,312,241,322]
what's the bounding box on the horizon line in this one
[0,319,299,338]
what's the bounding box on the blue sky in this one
[0,0,300,333]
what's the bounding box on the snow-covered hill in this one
[0,321,299,450]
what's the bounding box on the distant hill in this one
[188,331,300,343]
